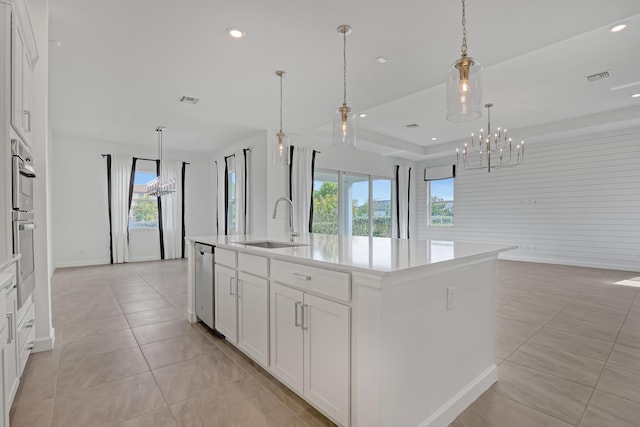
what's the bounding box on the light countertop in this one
[186,234,516,276]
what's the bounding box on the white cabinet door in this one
[215,264,237,343]
[10,16,31,144]
[303,293,350,426]
[270,282,304,394]
[4,288,18,410]
[0,326,8,427]
[238,272,269,367]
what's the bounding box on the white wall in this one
[50,136,215,268]
[417,127,640,272]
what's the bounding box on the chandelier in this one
[447,0,483,122]
[147,126,176,196]
[332,25,356,149]
[273,70,290,165]
[456,103,525,172]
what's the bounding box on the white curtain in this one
[394,165,412,239]
[111,155,132,263]
[290,147,314,234]
[161,160,184,259]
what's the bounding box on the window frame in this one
[428,177,455,227]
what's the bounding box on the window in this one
[129,167,159,229]
[227,166,237,234]
[429,178,454,226]
[312,169,392,237]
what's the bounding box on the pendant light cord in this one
[461,0,468,57]
[343,28,348,106]
[279,73,283,132]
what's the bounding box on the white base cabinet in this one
[214,264,237,343]
[237,272,269,367]
[270,282,350,426]
[4,287,18,412]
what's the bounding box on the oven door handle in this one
[19,223,36,231]
[19,163,36,178]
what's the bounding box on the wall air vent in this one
[179,96,200,104]
[586,71,610,82]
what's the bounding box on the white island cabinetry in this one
[186,234,515,427]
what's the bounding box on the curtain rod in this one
[101,154,190,165]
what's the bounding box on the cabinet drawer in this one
[19,327,35,375]
[18,302,35,351]
[238,253,268,277]
[216,248,237,268]
[270,260,350,302]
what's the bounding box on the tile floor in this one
[8,259,640,426]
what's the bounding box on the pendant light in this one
[333,25,356,149]
[447,0,483,122]
[273,70,290,165]
[147,126,176,197]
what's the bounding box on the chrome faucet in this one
[272,197,300,240]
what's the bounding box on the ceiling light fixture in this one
[359,113,367,118]
[456,103,525,173]
[632,93,640,98]
[447,0,483,122]
[333,25,356,149]
[376,56,388,64]
[273,70,290,165]
[227,27,245,39]
[610,23,627,33]
[147,126,176,197]
[431,137,438,141]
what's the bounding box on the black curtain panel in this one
[308,150,318,232]
[288,145,295,200]
[156,159,165,260]
[127,158,138,247]
[407,167,411,239]
[214,161,219,235]
[243,148,250,232]
[395,165,400,238]
[181,162,187,258]
[224,154,235,236]
[103,155,114,264]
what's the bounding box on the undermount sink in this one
[235,240,308,249]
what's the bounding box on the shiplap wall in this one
[417,128,640,272]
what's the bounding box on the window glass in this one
[429,178,454,226]
[312,171,339,234]
[228,169,237,233]
[343,174,370,236]
[129,168,158,229]
[372,178,392,237]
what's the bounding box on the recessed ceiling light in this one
[431,137,437,141]
[227,27,245,39]
[632,93,640,98]
[359,113,367,118]
[610,23,627,33]
[376,56,388,64]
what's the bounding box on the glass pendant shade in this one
[332,105,356,149]
[447,55,483,122]
[272,131,290,165]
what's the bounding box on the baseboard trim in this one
[417,364,497,427]
[55,259,110,269]
[187,309,198,323]
[33,328,56,352]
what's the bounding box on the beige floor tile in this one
[451,388,573,427]
[580,390,640,427]
[616,328,640,348]
[507,341,605,387]
[493,361,593,425]
[169,377,302,427]
[212,339,264,377]
[119,297,172,314]
[496,297,565,326]
[152,353,247,404]
[61,329,138,363]
[62,314,130,340]
[597,363,640,403]
[297,405,338,427]
[10,397,54,427]
[113,288,162,302]
[12,348,61,406]
[547,312,622,342]
[164,293,187,311]
[141,332,217,369]
[51,372,166,427]
[56,347,149,395]
[111,407,177,427]
[126,306,184,328]
[132,319,195,345]
[607,343,640,373]
[254,372,310,416]
[526,327,614,361]
[494,316,541,359]
[623,309,640,332]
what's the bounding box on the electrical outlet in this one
[447,286,455,311]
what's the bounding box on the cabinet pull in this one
[27,343,34,351]
[229,278,235,295]
[24,110,31,132]
[6,313,13,344]
[292,273,311,281]
[25,319,34,328]
[294,301,302,327]
[301,304,309,330]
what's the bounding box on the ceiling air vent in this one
[405,123,419,128]
[586,71,610,82]
[179,96,200,104]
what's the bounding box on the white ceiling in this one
[48,0,640,158]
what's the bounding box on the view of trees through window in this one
[312,170,392,237]
[430,178,454,226]
[129,169,159,229]
[227,169,237,233]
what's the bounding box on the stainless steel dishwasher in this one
[194,243,218,332]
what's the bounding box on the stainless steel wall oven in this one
[11,139,36,308]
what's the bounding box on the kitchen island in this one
[185,234,515,427]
